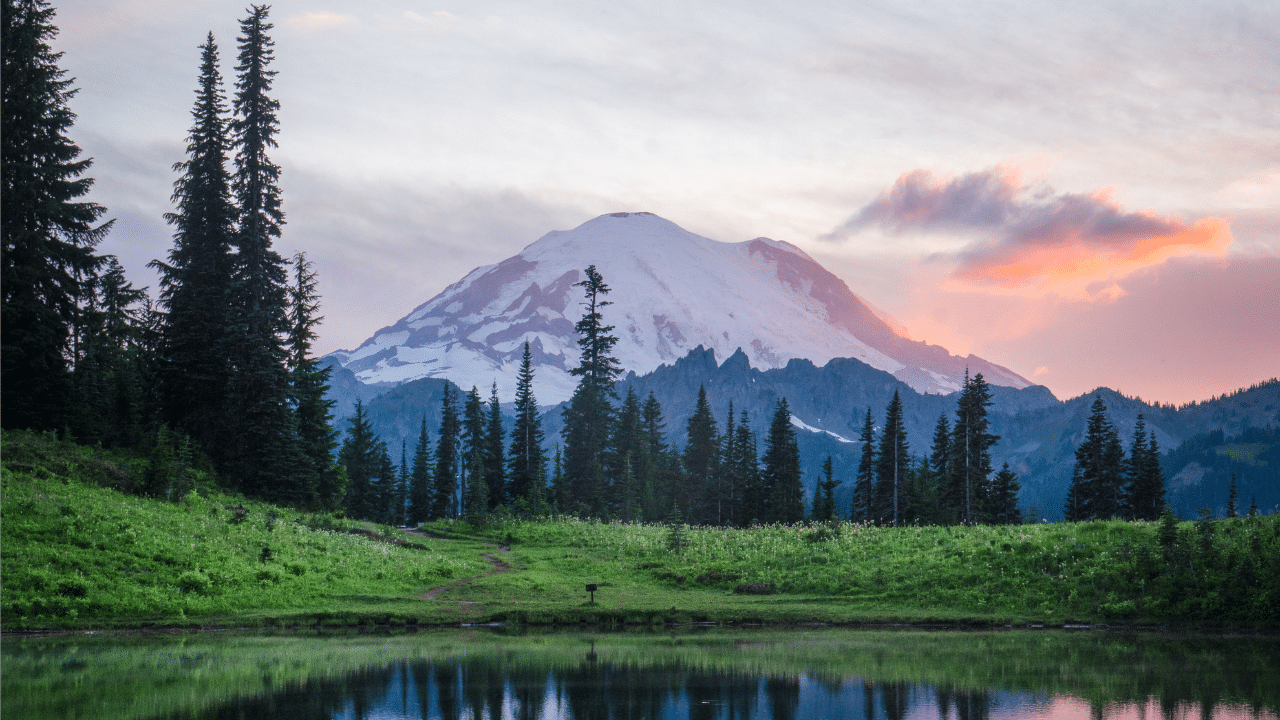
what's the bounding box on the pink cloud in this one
[838,167,1234,299]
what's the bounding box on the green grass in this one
[3,429,1278,631]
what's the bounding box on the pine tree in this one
[149,33,237,464]
[947,372,999,524]
[1065,396,1126,521]
[851,408,875,523]
[2,0,113,431]
[461,386,488,520]
[507,341,545,513]
[929,414,952,522]
[226,5,296,499]
[718,401,739,527]
[391,442,409,526]
[407,416,433,525]
[287,252,340,508]
[609,387,645,522]
[562,266,621,517]
[338,401,379,521]
[432,383,460,519]
[761,398,803,523]
[812,456,839,522]
[1227,474,1239,518]
[1124,414,1165,521]
[684,385,720,524]
[484,382,506,510]
[873,390,910,527]
[988,462,1022,525]
[731,409,762,527]
[71,256,150,448]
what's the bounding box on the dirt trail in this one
[422,550,510,601]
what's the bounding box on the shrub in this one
[177,570,212,595]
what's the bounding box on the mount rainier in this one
[328,212,1030,402]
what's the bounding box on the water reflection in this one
[4,629,1275,720]
[181,654,1270,720]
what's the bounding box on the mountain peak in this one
[333,214,1030,402]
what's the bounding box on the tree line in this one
[3,2,340,507]
[337,266,1026,528]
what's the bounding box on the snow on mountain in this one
[331,212,1031,403]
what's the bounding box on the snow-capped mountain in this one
[330,212,1030,403]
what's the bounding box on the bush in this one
[177,570,211,595]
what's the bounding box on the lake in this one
[2,627,1276,719]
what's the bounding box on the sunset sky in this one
[53,0,1279,406]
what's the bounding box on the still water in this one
[3,627,1276,720]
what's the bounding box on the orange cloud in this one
[835,167,1235,300]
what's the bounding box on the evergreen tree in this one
[684,385,720,524]
[639,391,677,522]
[226,5,296,499]
[852,408,875,523]
[149,33,236,464]
[391,442,409,526]
[731,409,762,527]
[507,341,546,513]
[761,398,803,523]
[1248,496,1259,518]
[407,416,433,525]
[947,372,999,524]
[928,414,952,522]
[370,440,396,525]
[1227,474,1239,518]
[873,390,910,526]
[432,383,460,519]
[812,456,839,522]
[718,401,740,527]
[609,387,645,522]
[1124,414,1165,521]
[461,386,488,519]
[71,256,150,448]
[287,252,339,508]
[484,382,506,509]
[988,462,1022,525]
[1064,395,1126,521]
[549,444,566,512]
[2,0,113,431]
[562,266,621,517]
[338,401,379,521]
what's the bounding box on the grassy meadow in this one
[2,429,1277,631]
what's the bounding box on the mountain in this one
[328,212,1030,403]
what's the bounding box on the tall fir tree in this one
[731,409,761,527]
[1227,474,1239,518]
[507,341,546,513]
[873,390,910,527]
[761,398,804,523]
[2,0,113,431]
[392,442,409,526]
[461,386,488,519]
[988,462,1022,525]
[851,408,875,523]
[812,456,839,522]
[432,383,460,519]
[338,401,378,521]
[718,401,739,527]
[1065,395,1126,521]
[149,33,237,465]
[484,382,506,510]
[947,372,999,524]
[287,252,340,508]
[562,266,621,517]
[1125,414,1166,521]
[929,414,951,521]
[684,385,720,524]
[407,416,433,525]
[226,4,296,499]
[71,256,150,448]
[609,387,645,522]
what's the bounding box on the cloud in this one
[287,11,356,32]
[833,167,1234,300]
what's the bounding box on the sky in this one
[51,0,1280,406]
